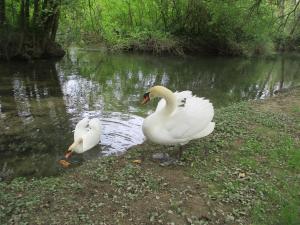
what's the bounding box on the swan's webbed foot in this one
[152,152,182,166]
[152,152,172,161]
[152,152,177,166]
[176,145,184,159]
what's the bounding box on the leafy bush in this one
[58,0,300,55]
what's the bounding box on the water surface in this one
[0,49,299,178]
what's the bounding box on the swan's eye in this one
[141,92,150,104]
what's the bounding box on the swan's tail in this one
[194,122,215,139]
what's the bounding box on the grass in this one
[106,31,184,56]
[0,88,299,225]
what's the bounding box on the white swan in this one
[142,86,215,147]
[65,118,102,159]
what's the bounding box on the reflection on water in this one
[100,113,144,155]
[0,49,300,179]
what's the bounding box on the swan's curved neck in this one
[69,138,82,151]
[156,87,176,115]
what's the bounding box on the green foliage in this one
[58,0,300,55]
[1,0,299,56]
[0,0,65,60]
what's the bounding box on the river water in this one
[0,48,299,178]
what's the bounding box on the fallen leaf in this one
[58,159,71,168]
[132,159,142,164]
[238,172,246,178]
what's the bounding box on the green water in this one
[0,48,299,179]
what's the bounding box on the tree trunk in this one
[278,0,285,51]
[0,0,5,25]
[33,0,40,26]
[24,0,30,30]
[20,0,25,29]
[42,0,48,10]
[0,0,65,60]
[50,7,60,41]
[289,14,300,36]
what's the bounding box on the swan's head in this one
[64,138,82,159]
[64,149,73,160]
[142,91,151,104]
[142,86,171,104]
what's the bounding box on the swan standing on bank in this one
[64,118,102,159]
[142,86,215,157]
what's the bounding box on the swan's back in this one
[82,118,101,151]
[166,95,214,140]
[89,118,102,132]
[74,118,89,141]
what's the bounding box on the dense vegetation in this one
[0,0,65,60]
[58,0,300,55]
[1,0,300,59]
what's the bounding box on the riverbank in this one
[58,0,300,57]
[1,88,299,225]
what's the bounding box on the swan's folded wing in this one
[175,90,193,98]
[81,119,101,152]
[89,118,102,131]
[166,97,214,140]
[82,131,101,152]
[74,118,90,141]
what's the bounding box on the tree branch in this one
[278,0,300,31]
[0,0,5,25]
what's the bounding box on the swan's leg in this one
[151,152,177,166]
[176,145,184,159]
[151,147,185,166]
[152,152,170,161]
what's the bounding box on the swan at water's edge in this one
[141,86,215,157]
[64,118,102,159]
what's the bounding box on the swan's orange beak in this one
[65,150,73,159]
[141,92,150,105]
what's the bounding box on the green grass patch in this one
[185,97,300,225]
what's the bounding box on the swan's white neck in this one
[69,138,83,152]
[155,87,177,115]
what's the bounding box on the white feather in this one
[142,86,215,145]
[82,118,102,151]
[74,118,89,142]
[70,118,101,154]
